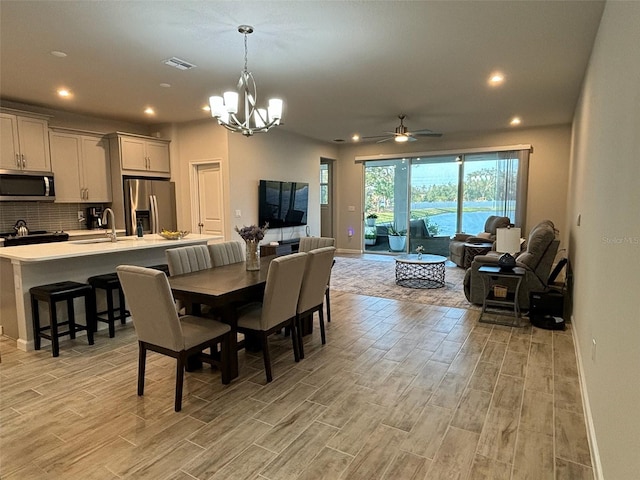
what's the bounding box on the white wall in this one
[173,120,338,243]
[567,2,640,478]
[335,125,572,252]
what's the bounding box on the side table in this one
[478,265,526,326]
[463,242,494,268]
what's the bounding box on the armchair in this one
[449,215,511,267]
[463,220,559,310]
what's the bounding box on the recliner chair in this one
[449,215,511,267]
[463,220,560,310]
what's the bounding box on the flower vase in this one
[245,240,260,271]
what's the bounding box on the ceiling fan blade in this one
[376,137,395,143]
[412,131,443,137]
[406,136,418,142]
[361,134,390,140]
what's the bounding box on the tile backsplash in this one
[0,202,104,233]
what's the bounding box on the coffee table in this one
[395,254,447,289]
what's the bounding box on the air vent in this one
[162,57,197,70]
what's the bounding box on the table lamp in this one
[496,227,521,254]
[496,227,521,271]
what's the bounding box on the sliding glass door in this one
[362,148,529,254]
[409,156,459,255]
[363,159,408,253]
[460,152,520,234]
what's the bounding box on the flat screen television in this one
[259,180,309,228]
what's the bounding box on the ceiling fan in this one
[361,115,442,143]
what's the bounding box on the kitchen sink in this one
[70,237,139,245]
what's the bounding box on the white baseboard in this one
[335,248,363,255]
[571,317,604,479]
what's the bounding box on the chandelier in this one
[209,25,283,137]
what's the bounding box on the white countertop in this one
[65,229,127,238]
[0,233,222,263]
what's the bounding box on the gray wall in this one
[567,2,640,478]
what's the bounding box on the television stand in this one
[260,238,300,257]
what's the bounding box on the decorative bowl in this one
[158,230,189,240]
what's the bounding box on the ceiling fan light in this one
[223,91,239,114]
[395,135,409,143]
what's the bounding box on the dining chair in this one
[298,237,336,323]
[298,236,335,252]
[166,245,213,314]
[235,252,307,382]
[116,265,231,412]
[165,245,212,276]
[208,241,245,267]
[296,246,336,359]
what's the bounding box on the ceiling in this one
[0,1,605,143]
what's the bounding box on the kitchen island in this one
[0,233,222,351]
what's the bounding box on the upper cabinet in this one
[49,130,112,203]
[110,133,170,177]
[0,111,51,171]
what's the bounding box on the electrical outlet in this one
[235,209,241,218]
[77,210,84,220]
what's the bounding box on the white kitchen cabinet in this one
[0,111,51,171]
[113,133,170,176]
[49,130,112,203]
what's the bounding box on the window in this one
[320,163,329,205]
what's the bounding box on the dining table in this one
[168,256,276,379]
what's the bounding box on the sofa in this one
[463,219,559,310]
[449,215,511,267]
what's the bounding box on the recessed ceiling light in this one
[352,134,360,141]
[488,72,505,86]
[50,50,67,58]
[57,88,72,98]
[144,107,155,115]
[510,117,522,126]
[159,83,171,88]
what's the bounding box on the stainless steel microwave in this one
[0,170,56,201]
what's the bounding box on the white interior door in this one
[195,163,224,236]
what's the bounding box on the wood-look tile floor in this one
[0,291,593,479]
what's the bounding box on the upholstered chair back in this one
[483,216,511,238]
[208,241,245,267]
[116,265,184,351]
[298,247,336,314]
[165,245,212,276]
[260,252,307,330]
[299,236,335,252]
[516,220,559,279]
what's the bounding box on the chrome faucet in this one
[102,208,117,242]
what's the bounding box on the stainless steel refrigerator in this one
[123,178,177,236]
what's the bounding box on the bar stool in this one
[30,281,95,357]
[88,273,130,337]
